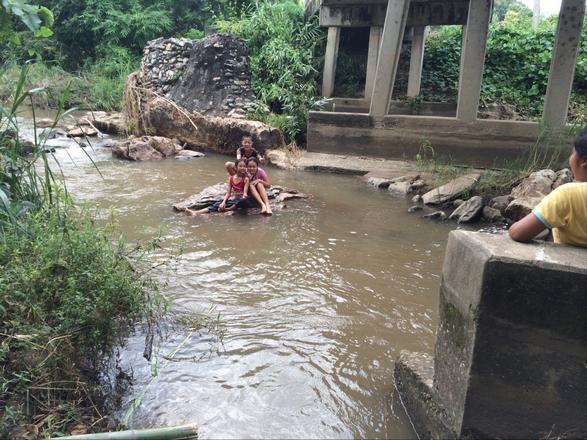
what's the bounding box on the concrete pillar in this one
[532,0,541,28]
[322,26,341,98]
[369,0,410,118]
[431,231,587,438]
[407,26,428,97]
[364,26,382,99]
[456,0,492,122]
[542,0,585,128]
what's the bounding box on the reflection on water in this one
[43,139,454,438]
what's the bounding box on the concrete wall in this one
[395,231,587,438]
[320,1,469,27]
[307,111,569,167]
[324,99,457,116]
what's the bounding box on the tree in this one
[493,0,532,21]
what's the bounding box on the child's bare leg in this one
[248,185,268,214]
[225,161,236,176]
[185,207,209,216]
[256,183,272,215]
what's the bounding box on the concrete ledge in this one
[307,112,572,167]
[401,231,587,438]
[394,351,454,439]
[326,99,457,117]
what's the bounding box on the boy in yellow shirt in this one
[509,128,587,247]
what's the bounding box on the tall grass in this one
[0,68,163,437]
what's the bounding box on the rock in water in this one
[422,173,481,205]
[173,183,308,212]
[448,196,483,223]
[423,210,447,220]
[112,136,182,161]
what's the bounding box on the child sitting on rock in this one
[224,135,265,176]
[186,159,249,215]
[509,128,587,247]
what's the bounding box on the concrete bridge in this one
[307,0,585,166]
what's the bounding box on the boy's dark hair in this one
[574,127,587,158]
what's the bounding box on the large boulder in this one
[422,173,481,205]
[126,95,283,155]
[506,169,557,221]
[123,34,283,154]
[168,34,257,118]
[112,136,182,161]
[510,169,556,199]
[173,183,307,212]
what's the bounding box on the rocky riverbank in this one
[267,148,573,226]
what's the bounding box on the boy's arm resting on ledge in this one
[508,212,548,242]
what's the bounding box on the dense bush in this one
[0,66,161,437]
[215,0,325,143]
[420,13,587,121]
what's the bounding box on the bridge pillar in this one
[456,0,492,122]
[365,26,382,99]
[322,26,340,98]
[369,0,410,118]
[543,0,585,128]
[407,25,428,97]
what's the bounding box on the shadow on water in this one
[40,137,455,438]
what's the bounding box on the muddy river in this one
[27,117,456,438]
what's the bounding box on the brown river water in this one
[21,112,456,438]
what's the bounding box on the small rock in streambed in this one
[490,194,514,213]
[94,139,118,149]
[453,199,464,207]
[423,211,447,220]
[408,205,423,213]
[411,194,422,203]
[68,126,98,137]
[365,176,392,189]
[553,168,572,189]
[482,206,505,223]
[176,150,205,159]
[449,196,483,223]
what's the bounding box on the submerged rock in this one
[422,173,481,205]
[490,194,514,213]
[112,136,182,161]
[423,210,447,220]
[173,183,308,212]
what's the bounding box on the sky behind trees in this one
[519,0,563,16]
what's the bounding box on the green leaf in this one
[34,26,53,38]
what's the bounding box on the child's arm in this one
[219,181,232,211]
[236,148,242,160]
[508,213,547,242]
[243,177,250,198]
[254,171,271,188]
[258,152,265,164]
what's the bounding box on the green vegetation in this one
[215,1,325,142]
[2,0,587,140]
[420,9,587,123]
[0,8,167,435]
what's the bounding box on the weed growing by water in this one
[0,67,166,437]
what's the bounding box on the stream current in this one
[36,126,455,438]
